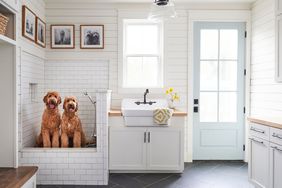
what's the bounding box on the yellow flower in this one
[165,90,169,95]
[173,93,180,101]
[169,87,174,93]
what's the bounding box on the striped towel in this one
[153,108,173,125]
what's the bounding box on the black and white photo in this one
[36,17,46,48]
[22,6,36,41]
[51,25,75,49]
[80,25,104,49]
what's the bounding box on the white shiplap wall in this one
[250,0,282,117]
[44,0,188,111]
[18,0,46,148]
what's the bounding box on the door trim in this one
[186,10,251,162]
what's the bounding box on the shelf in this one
[0,34,16,45]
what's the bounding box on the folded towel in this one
[153,108,173,125]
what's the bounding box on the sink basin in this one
[121,99,170,126]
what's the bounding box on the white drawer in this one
[270,127,282,146]
[249,123,270,141]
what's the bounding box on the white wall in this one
[18,0,46,148]
[251,0,280,117]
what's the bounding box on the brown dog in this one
[61,96,86,148]
[36,91,61,147]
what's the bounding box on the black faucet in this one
[144,89,149,104]
[135,89,156,105]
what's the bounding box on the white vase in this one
[168,100,175,109]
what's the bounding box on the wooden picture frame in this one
[80,25,104,49]
[51,24,75,49]
[35,17,46,48]
[22,5,36,42]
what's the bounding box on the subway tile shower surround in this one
[19,90,111,185]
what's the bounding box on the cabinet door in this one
[147,128,183,171]
[249,137,269,188]
[270,143,282,188]
[109,127,147,170]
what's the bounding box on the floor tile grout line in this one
[143,174,177,188]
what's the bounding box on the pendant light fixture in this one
[148,0,177,22]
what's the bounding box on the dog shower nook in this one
[20,90,111,185]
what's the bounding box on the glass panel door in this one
[193,22,245,160]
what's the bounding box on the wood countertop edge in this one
[108,109,187,117]
[248,117,282,129]
[0,166,38,188]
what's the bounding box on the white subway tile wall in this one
[44,60,109,139]
[19,91,110,185]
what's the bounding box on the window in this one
[122,19,163,88]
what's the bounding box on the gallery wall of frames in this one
[22,5,104,49]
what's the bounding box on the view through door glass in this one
[193,22,245,160]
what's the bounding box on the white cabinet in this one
[277,0,282,15]
[109,127,147,170]
[22,174,36,188]
[147,128,183,170]
[248,122,282,188]
[249,136,269,188]
[109,118,184,172]
[270,143,282,188]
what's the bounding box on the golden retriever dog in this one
[36,91,61,147]
[61,96,86,148]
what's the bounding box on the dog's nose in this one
[50,99,56,105]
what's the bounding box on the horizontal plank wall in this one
[251,0,281,116]
[45,1,250,112]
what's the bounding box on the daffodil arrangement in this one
[165,87,180,108]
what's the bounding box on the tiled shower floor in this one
[38,161,254,188]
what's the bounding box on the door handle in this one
[144,132,146,143]
[272,133,282,139]
[250,138,264,145]
[148,132,151,143]
[271,146,282,152]
[250,127,265,134]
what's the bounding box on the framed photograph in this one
[80,25,104,49]
[51,25,75,49]
[35,17,46,48]
[22,6,36,42]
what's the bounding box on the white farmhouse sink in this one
[121,99,170,126]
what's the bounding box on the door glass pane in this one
[219,30,238,60]
[219,92,237,122]
[200,30,218,60]
[200,92,218,122]
[219,61,237,91]
[200,61,218,91]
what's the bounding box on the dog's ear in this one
[43,93,49,104]
[58,95,62,104]
[75,100,78,112]
[63,98,67,110]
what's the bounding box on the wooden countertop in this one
[109,109,187,117]
[248,117,282,129]
[0,166,38,188]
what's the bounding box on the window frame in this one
[121,19,164,91]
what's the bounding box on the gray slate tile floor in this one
[38,160,255,188]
